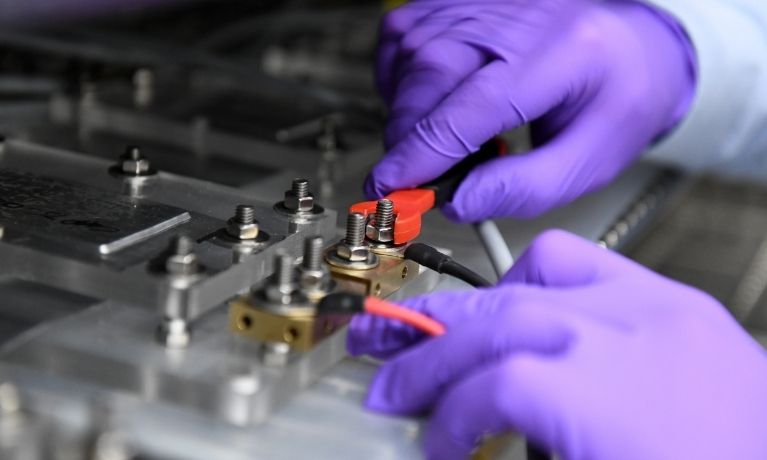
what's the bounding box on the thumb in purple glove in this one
[348,230,767,460]
[366,0,696,221]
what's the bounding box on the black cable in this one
[404,243,492,288]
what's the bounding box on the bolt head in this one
[156,318,191,349]
[283,191,315,213]
[226,219,259,240]
[298,268,328,291]
[366,223,394,243]
[121,158,151,176]
[165,253,199,275]
[336,243,370,262]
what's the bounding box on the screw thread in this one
[292,179,310,198]
[345,213,366,246]
[126,145,142,161]
[375,199,394,229]
[303,236,324,271]
[274,252,295,290]
[235,205,255,224]
[172,235,195,255]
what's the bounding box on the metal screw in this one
[227,205,259,240]
[292,179,310,198]
[366,200,395,243]
[156,317,191,349]
[165,235,200,275]
[335,213,373,263]
[274,252,294,293]
[374,199,394,229]
[265,252,297,304]
[345,213,365,246]
[302,236,324,272]
[235,205,255,224]
[120,146,151,176]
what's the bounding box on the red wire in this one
[364,297,446,337]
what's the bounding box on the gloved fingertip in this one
[441,201,470,224]
[363,173,384,200]
[346,314,377,356]
[363,374,399,414]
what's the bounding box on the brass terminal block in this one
[229,297,346,352]
[325,246,418,297]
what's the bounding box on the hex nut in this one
[366,222,394,243]
[298,268,327,291]
[165,253,200,276]
[283,191,315,213]
[226,218,259,240]
[121,158,151,176]
[156,318,191,349]
[336,243,370,262]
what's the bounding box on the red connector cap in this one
[349,188,436,245]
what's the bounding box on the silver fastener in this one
[265,252,297,304]
[226,205,259,240]
[299,236,329,291]
[366,199,395,243]
[165,235,200,276]
[336,213,371,262]
[283,178,315,213]
[120,146,151,176]
[155,317,191,349]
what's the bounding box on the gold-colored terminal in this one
[229,297,346,352]
[326,247,418,297]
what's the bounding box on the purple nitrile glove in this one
[348,230,767,460]
[366,0,697,222]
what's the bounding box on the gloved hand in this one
[348,230,767,460]
[365,0,697,221]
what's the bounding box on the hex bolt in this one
[335,213,374,263]
[165,235,200,276]
[292,179,310,198]
[120,145,151,176]
[173,235,194,255]
[156,317,191,349]
[282,179,315,213]
[374,199,394,229]
[265,252,297,304]
[235,205,255,224]
[227,205,259,240]
[302,236,324,272]
[345,212,365,246]
[275,252,295,293]
[366,199,395,244]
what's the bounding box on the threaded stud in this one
[292,179,310,198]
[345,213,366,246]
[375,199,394,229]
[172,235,195,255]
[234,205,255,224]
[302,236,324,271]
[273,252,295,291]
[126,145,142,161]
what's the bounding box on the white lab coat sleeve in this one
[644,0,767,177]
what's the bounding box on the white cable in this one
[473,220,514,279]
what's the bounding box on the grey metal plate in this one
[0,169,190,259]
